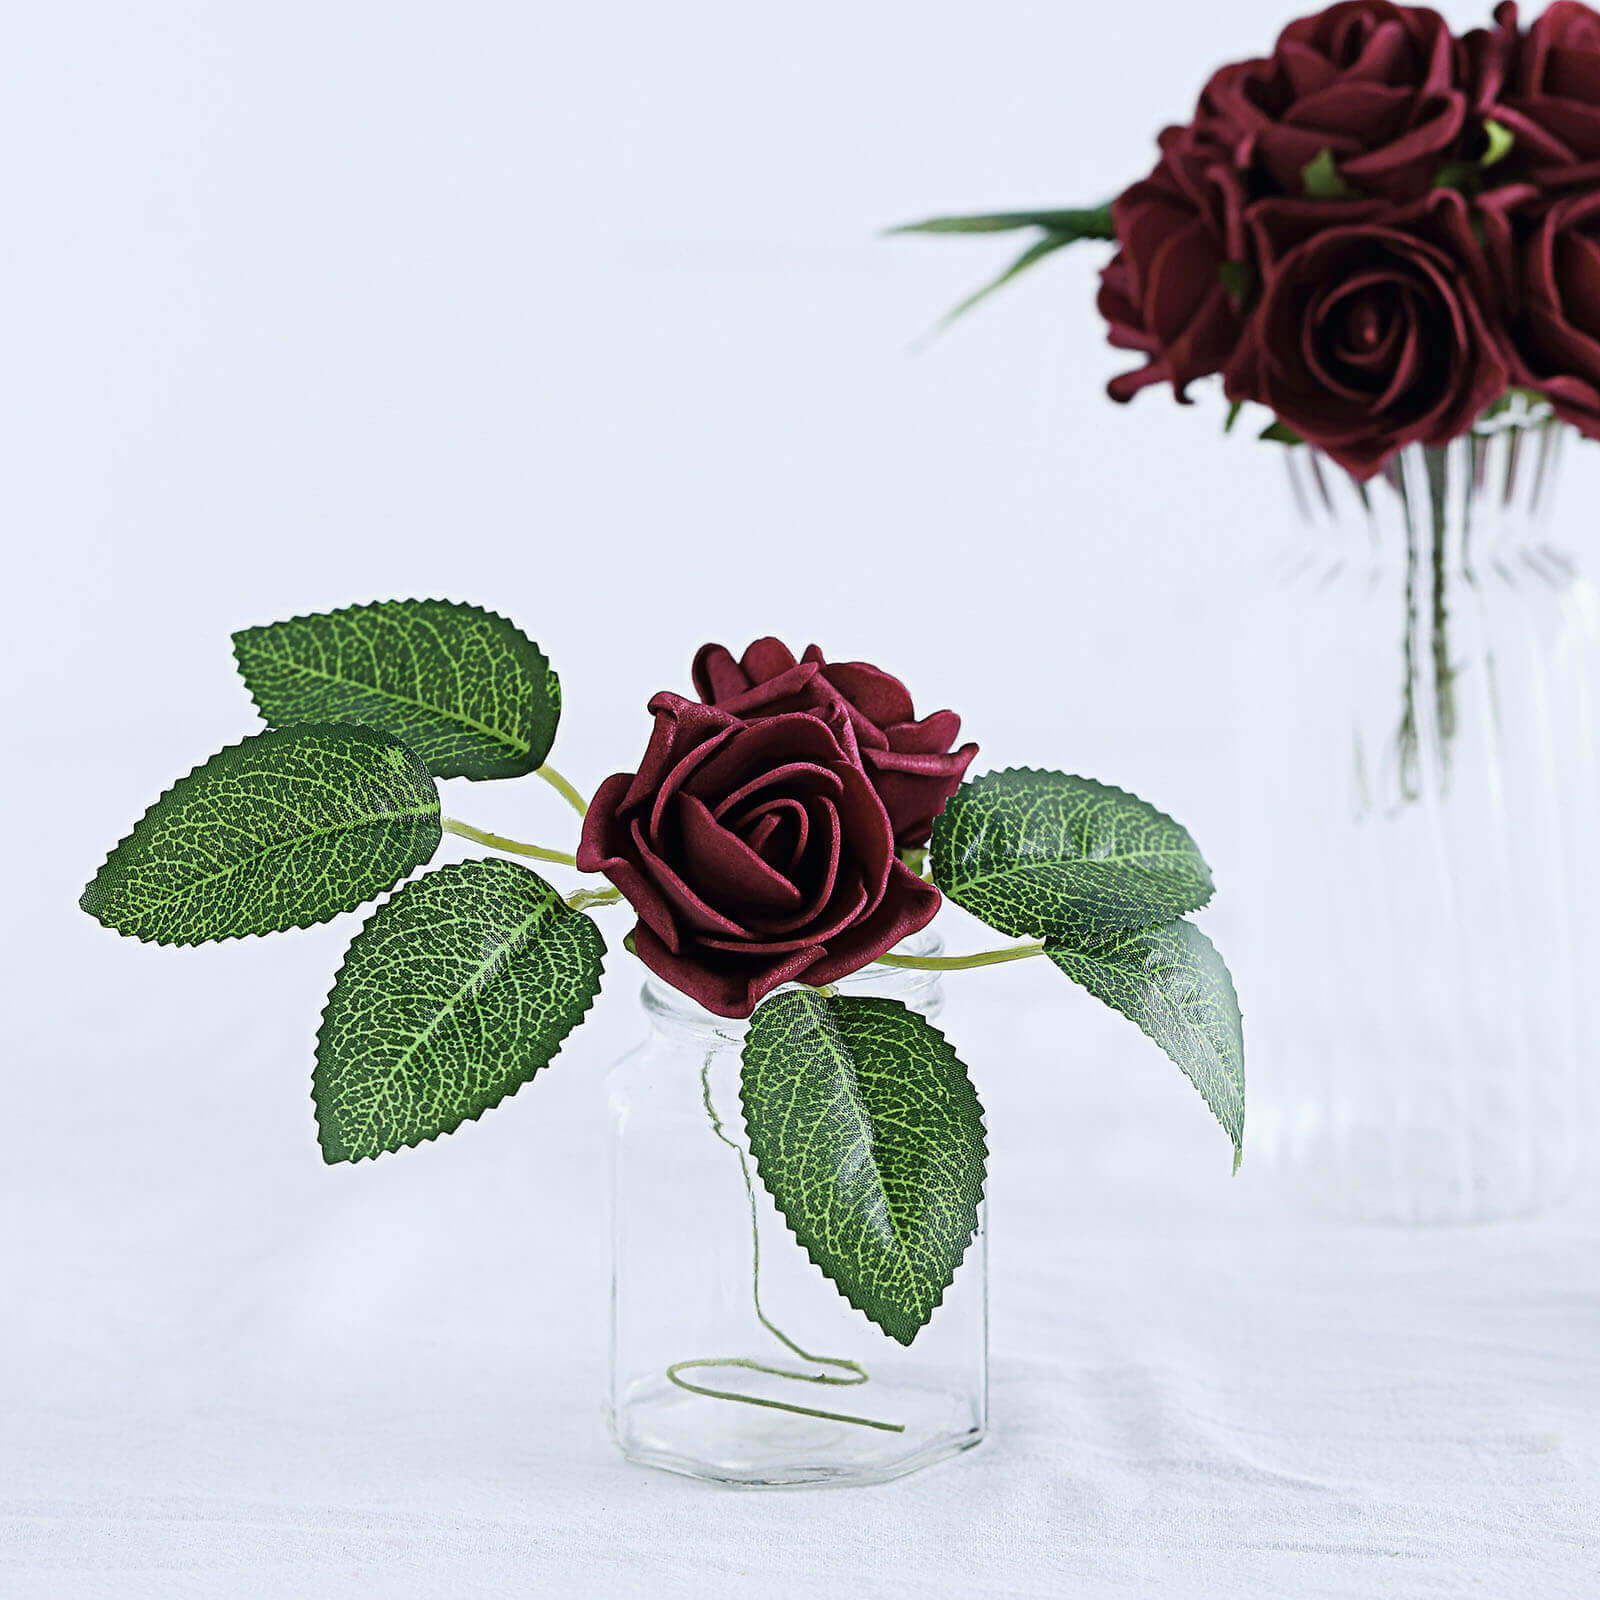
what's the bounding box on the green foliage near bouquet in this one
[82,599,1244,1345]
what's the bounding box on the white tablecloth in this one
[6,885,1597,1600]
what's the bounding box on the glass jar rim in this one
[638,927,946,1037]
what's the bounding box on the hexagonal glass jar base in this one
[606,935,988,1489]
[610,1374,985,1489]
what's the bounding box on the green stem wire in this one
[877,941,1045,971]
[441,817,578,868]
[663,1054,905,1435]
[537,763,589,819]
[1424,445,1457,789]
[565,884,623,912]
[441,817,622,911]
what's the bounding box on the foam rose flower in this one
[1224,189,1509,476]
[692,638,977,850]
[1098,127,1251,403]
[1473,1,1600,180]
[1194,0,1468,202]
[576,690,940,1018]
[1481,182,1600,434]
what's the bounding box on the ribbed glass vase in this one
[1238,401,1599,1223]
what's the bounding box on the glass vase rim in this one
[636,927,946,1036]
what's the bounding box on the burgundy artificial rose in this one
[691,638,977,851]
[1474,1,1600,179]
[1480,183,1600,435]
[1194,1,1467,202]
[1223,189,1509,477]
[1098,127,1251,402]
[576,690,940,1018]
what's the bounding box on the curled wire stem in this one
[663,1053,905,1434]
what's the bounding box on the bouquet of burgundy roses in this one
[898,0,1600,478]
[80,600,1242,1348]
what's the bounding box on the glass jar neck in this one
[637,930,946,1044]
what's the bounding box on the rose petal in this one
[885,709,962,756]
[690,643,751,703]
[630,816,753,940]
[577,773,684,953]
[677,792,804,914]
[812,657,916,727]
[629,922,824,1020]
[621,694,736,814]
[740,637,799,682]
[647,721,741,842]
[686,713,849,802]
[702,869,871,952]
[699,659,826,721]
[864,741,978,848]
[797,863,943,987]
[709,759,844,821]
[833,762,895,901]
[733,794,811,873]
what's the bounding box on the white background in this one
[4,2,1597,1595]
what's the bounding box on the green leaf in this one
[81,724,440,945]
[1224,399,1245,434]
[930,769,1214,943]
[931,232,1076,330]
[1301,147,1354,199]
[1217,258,1255,310]
[1483,117,1515,167]
[1259,420,1304,445]
[1047,920,1245,1170]
[741,991,986,1346]
[1433,160,1478,193]
[314,857,605,1162]
[893,204,1118,331]
[233,599,560,781]
[888,204,1115,237]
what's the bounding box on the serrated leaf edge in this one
[1046,922,1246,1170]
[931,765,1217,937]
[739,991,988,1347]
[79,723,442,948]
[311,861,606,1164]
[231,596,562,780]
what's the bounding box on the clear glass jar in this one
[1238,402,1599,1223]
[606,933,987,1487]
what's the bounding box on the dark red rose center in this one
[1307,266,1440,402]
[1328,289,1405,372]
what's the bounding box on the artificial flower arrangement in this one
[897,0,1600,477]
[81,600,1243,1346]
